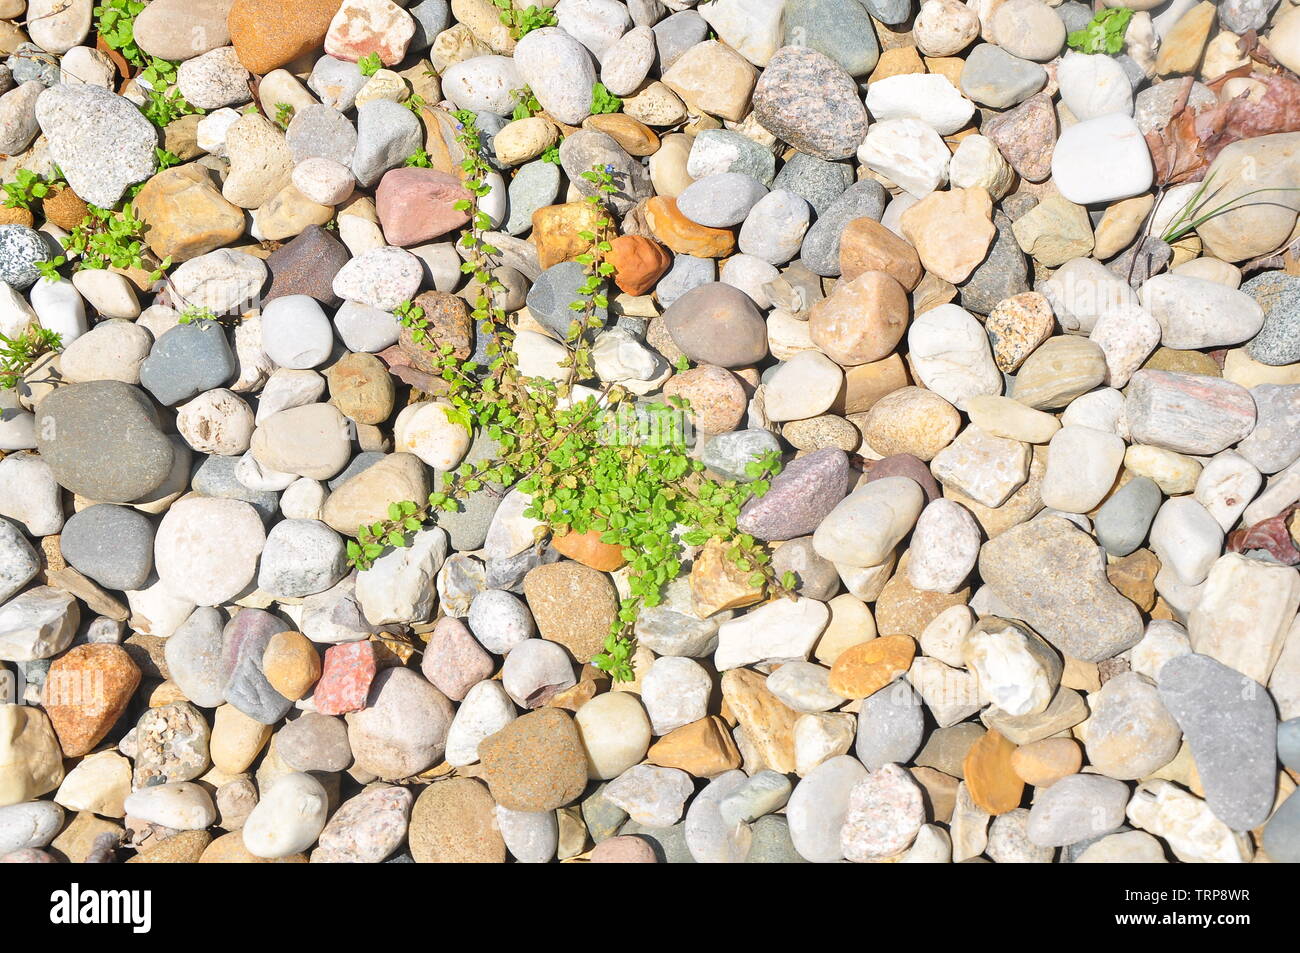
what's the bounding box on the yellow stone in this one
[690,538,765,617]
[963,729,1024,815]
[645,716,742,778]
[721,669,799,773]
[868,46,925,84]
[531,201,605,271]
[1155,1,1216,76]
[828,634,916,698]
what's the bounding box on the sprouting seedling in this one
[590,82,621,114]
[0,326,63,391]
[274,102,294,129]
[1160,171,1300,243]
[358,52,383,77]
[1066,7,1133,56]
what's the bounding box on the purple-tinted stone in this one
[1158,653,1277,832]
[221,609,294,724]
[864,454,942,503]
[1227,506,1300,566]
[737,448,850,540]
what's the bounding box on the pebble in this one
[1159,653,1277,831]
[1026,773,1129,846]
[978,516,1143,662]
[786,755,866,862]
[243,772,329,858]
[347,667,453,778]
[34,84,156,207]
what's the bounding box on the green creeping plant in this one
[0,326,63,391]
[1066,7,1133,56]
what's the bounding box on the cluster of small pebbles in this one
[1,0,1300,864]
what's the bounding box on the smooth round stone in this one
[169,250,268,314]
[260,295,335,369]
[676,172,768,229]
[605,764,694,829]
[314,785,412,863]
[242,772,328,858]
[139,320,239,407]
[1083,671,1181,780]
[445,680,516,767]
[494,805,557,864]
[855,681,925,770]
[347,667,454,778]
[500,638,575,709]
[348,101,423,191]
[33,380,176,503]
[277,712,351,773]
[1056,50,1131,121]
[786,755,867,862]
[1026,774,1129,846]
[907,304,1002,411]
[764,350,843,422]
[641,655,711,733]
[467,588,535,655]
[558,129,653,214]
[123,781,216,830]
[257,519,348,598]
[766,661,842,713]
[163,607,228,709]
[959,42,1047,109]
[59,504,154,591]
[176,389,255,456]
[661,282,767,368]
[771,152,853,218]
[1041,425,1126,514]
[1140,274,1264,350]
[1094,475,1161,556]
[655,254,716,308]
[771,536,840,600]
[906,499,980,594]
[684,770,752,862]
[865,73,975,136]
[812,476,923,569]
[334,300,401,353]
[599,23,654,95]
[332,245,423,310]
[1051,113,1153,206]
[840,762,925,861]
[720,254,780,309]
[752,46,867,161]
[505,160,561,236]
[292,156,355,206]
[1149,497,1223,587]
[512,27,596,124]
[591,834,658,863]
[155,497,266,606]
[574,692,652,780]
[1242,271,1300,366]
[527,261,610,339]
[738,190,811,266]
[0,801,63,854]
